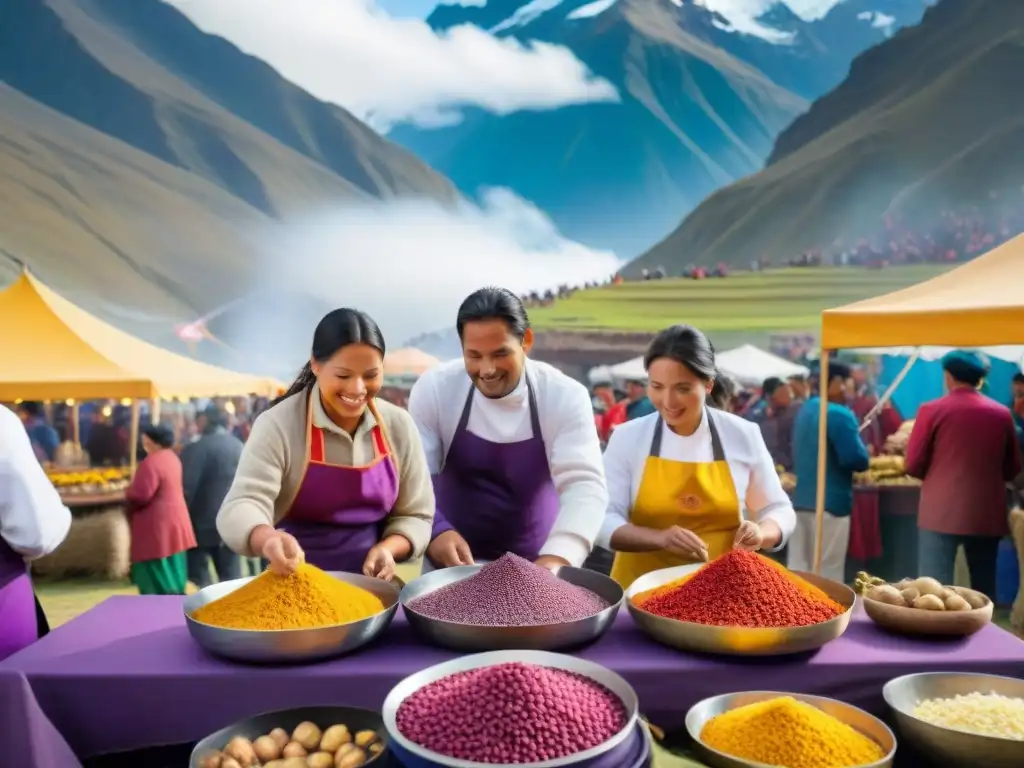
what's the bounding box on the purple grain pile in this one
[396,662,627,763]
[408,553,610,626]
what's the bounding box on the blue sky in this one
[379,0,438,17]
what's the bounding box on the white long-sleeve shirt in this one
[0,408,71,560]
[408,358,608,567]
[597,409,795,551]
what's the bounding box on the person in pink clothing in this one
[126,424,197,595]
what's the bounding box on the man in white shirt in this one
[1,406,71,660]
[408,287,608,570]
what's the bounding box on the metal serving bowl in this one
[400,564,623,651]
[883,672,1024,768]
[190,705,386,767]
[183,571,400,663]
[382,650,640,768]
[625,563,856,656]
[686,691,896,768]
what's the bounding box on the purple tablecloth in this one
[2,597,1023,767]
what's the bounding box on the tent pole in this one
[71,402,80,447]
[128,400,140,478]
[813,353,832,575]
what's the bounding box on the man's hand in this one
[426,530,474,568]
[656,526,708,561]
[535,555,570,571]
[362,544,397,581]
[732,520,764,552]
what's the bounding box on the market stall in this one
[0,270,281,577]
[714,344,809,387]
[813,234,1024,606]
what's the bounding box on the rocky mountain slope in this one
[631,0,1023,273]
[390,0,931,256]
[0,0,456,357]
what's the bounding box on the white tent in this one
[587,365,613,385]
[608,356,647,385]
[715,345,810,388]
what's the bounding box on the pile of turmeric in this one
[191,563,385,630]
[700,696,885,768]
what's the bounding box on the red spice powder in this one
[637,551,844,628]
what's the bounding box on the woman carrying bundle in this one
[597,325,796,588]
[216,309,434,581]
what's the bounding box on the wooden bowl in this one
[862,586,993,637]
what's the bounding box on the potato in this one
[224,737,257,766]
[198,753,224,768]
[307,752,335,768]
[912,594,946,611]
[353,730,378,748]
[253,735,282,762]
[908,577,944,597]
[293,722,323,751]
[335,745,367,768]
[221,759,242,768]
[282,741,308,758]
[320,724,352,753]
[281,759,309,768]
[944,593,971,612]
[269,728,291,749]
[368,742,383,755]
[899,587,920,605]
[867,584,905,606]
[954,588,989,609]
[262,762,285,768]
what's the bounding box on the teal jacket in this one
[791,397,871,516]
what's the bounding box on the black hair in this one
[788,373,807,383]
[643,324,716,379]
[825,362,852,382]
[762,377,785,397]
[710,374,736,410]
[943,355,988,388]
[143,423,175,449]
[201,405,227,432]
[456,287,530,341]
[1012,373,1024,385]
[271,308,386,407]
[18,401,43,417]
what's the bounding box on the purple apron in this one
[431,373,559,564]
[0,539,37,661]
[279,395,399,573]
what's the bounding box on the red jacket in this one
[126,448,197,563]
[906,388,1021,536]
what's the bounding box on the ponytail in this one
[709,370,736,411]
[270,362,315,408]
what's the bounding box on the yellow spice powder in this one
[192,563,385,630]
[700,697,885,768]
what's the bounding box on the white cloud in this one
[223,190,620,355]
[857,10,896,30]
[567,0,619,21]
[491,0,564,33]
[165,0,617,129]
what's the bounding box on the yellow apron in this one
[610,410,742,588]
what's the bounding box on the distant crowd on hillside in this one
[513,188,1024,311]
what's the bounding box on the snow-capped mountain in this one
[389,0,933,256]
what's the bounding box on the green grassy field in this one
[529,265,952,333]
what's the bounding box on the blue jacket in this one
[625,396,656,421]
[791,397,871,517]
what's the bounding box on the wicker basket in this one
[32,507,131,580]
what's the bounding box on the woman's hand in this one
[426,530,474,568]
[258,530,305,575]
[363,544,397,581]
[732,520,764,552]
[656,526,709,561]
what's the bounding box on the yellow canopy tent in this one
[811,233,1024,570]
[384,347,441,378]
[0,271,281,401]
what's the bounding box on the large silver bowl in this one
[382,650,639,767]
[400,564,623,651]
[190,705,387,767]
[183,571,400,663]
[625,563,856,655]
[686,691,896,768]
[883,672,1024,767]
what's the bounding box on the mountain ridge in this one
[629,0,1024,273]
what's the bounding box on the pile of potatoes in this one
[198,721,383,768]
[862,575,988,612]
